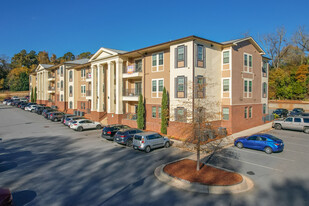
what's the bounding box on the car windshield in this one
[134,135,142,140]
[267,135,281,141]
[72,121,77,124]
[117,131,125,135]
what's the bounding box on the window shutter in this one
[194,44,198,67]
[194,77,198,98]
[174,77,178,98]
[203,77,206,98]
[184,46,187,67]
[184,76,187,98]
[203,46,206,68]
[175,48,178,68]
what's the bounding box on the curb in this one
[154,162,254,194]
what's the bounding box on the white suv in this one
[273,116,309,134]
[133,132,171,153]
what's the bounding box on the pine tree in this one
[161,87,168,134]
[137,94,145,129]
[34,87,37,102]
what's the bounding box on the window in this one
[262,61,267,77]
[69,101,73,109]
[195,76,205,98]
[57,68,60,76]
[223,108,229,120]
[152,107,156,118]
[223,51,229,64]
[175,107,186,122]
[152,79,164,97]
[245,107,248,118]
[244,54,248,66]
[244,79,252,98]
[135,59,142,72]
[60,80,63,90]
[152,54,157,66]
[248,136,257,141]
[285,117,293,122]
[294,118,301,123]
[69,70,73,80]
[223,79,230,92]
[61,66,63,76]
[69,86,73,96]
[60,94,63,102]
[158,107,161,118]
[152,80,157,92]
[81,69,86,78]
[263,82,267,98]
[57,82,59,90]
[263,104,267,114]
[158,53,163,65]
[244,54,252,72]
[178,46,184,61]
[81,85,86,96]
[197,45,203,61]
[175,76,186,98]
[249,107,252,118]
[304,118,309,123]
[249,55,252,67]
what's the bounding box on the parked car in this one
[114,128,143,146]
[20,98,28,102]
[43,109,57,118]
[20,102,29,109]
[70,119,102,131]
[11,96,19,100]
[2,99,10,105]
[272,108,289,118]
[101,124,131,140]
[273,116,309,133]
[234,133,284,154]
[18,102,27,108]
[289,108,305,116]
[49,112,65,122]
[35,106,49,114]
[24,103,37,110]
[6,99,15,106]
[11,100,21,106]
[133,132,171,153]
[64,116,83,127]
[61,114,76,123]
[0,188,13,206]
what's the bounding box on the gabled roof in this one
[221,37,265,55]
[35,64,54,72]
[89,47,127,62]
[65,59,89,65]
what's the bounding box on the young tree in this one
[34,87,37,102]
[137,94,145,129]
[31,88,34,102]
[161,87,168,134]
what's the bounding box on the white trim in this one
[221,77,231,98]
[151,51,164,72]
[243,78,253,98]
[151,78,164,98]
[81,85,86,97]
[243,53,253,73]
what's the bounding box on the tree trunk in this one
[196,122,201,171]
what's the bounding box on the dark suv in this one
[289,108,305,116]
[272,108,289,118]
[49,112,65,122]
[114,128,143,146]
[101,124,131,140]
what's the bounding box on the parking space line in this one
[214,154,283,173]
[228,147,295,162]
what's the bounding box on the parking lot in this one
[1,104,309,205]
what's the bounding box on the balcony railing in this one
[86,72,91,79]
[86,90,91,96]
[123,88,142,96]
[124,113,137,120]
[48,86,55,91]
[123,65,142,74]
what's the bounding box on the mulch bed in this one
[163,159,243,186]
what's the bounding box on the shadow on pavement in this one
[12,190,37,206]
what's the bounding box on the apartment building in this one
[30,35,269,137]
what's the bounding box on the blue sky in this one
[0,0,308,59]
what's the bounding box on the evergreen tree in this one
[34,87,37,102]
[161,87,168,134]
[31,87,34,102]
[137,94,145,129]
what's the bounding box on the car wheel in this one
[274,124,282,130]
[236,142,243,149]
[54,118,58,122]
[133,146,138,150]
[164,142,170,148]
[145,146,151,153]
[77,126,83,132]
[264,147,272,154]
[126,140,133,147]
[96,124,102,129]
[304,127,309,134]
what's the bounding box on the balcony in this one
[123,65,142,79]
[122,88,141,101]
[86,72,91,82]
[48,86,55,93]
[124,113,137,121]
[48,73,55,81]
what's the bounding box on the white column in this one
[115,60,123,114]
[91,65,95,111]
[97,64,101,112]
[107,62,112,113]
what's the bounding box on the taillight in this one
[275,143,280,146]
[141,137,145,144]
[74,124,77,126]
[107,131,111,134]
[120,135,125,138]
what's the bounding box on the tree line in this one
[0,51,92,91]
[260,26,309,100]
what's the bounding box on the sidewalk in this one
[171,122,273,156]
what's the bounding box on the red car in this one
[0,188,12,206]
